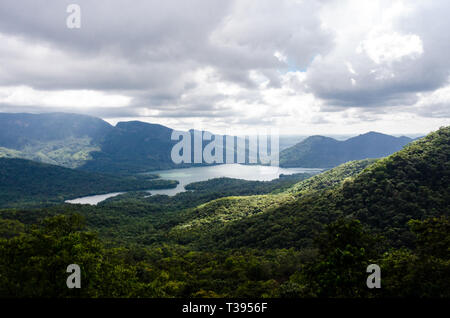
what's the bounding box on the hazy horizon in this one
[0,110,430,140]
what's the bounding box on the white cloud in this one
[346,62,357,75]
[305,0,450,111]
[274,51,288,63]
[414,81,450,118]
[357,31,423,64]
[0,0,448,135]
[0,86,131,108]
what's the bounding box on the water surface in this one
[65,164,322,205]
[65,192,124,205]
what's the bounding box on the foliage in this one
[0,137,101,169]
[0,126,449,298]
[195,127,449,250]
[0,214,138,297]
[185,173,314,195]
[0,158,177,208]
[301,218,382,297]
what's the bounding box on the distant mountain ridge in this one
[0,112,113,168]
[0,112,267,173]
[0,112,416,173]
[183,126,450,250]
[0,112,113,148]
[0,112,177,172]
[279,131,413,168]
[80,120,179,173]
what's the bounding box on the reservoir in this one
[65,164,323,205]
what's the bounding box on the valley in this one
[67,164,323,204]
[0,118,448,297]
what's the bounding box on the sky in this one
[0,0,449,135]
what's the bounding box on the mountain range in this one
[279,132,413,168]
[1,125,448,297]
[0,112,416,173]
[169,126,449,250]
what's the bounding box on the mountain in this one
[0,113,234,173]
[0,112,268,173]
[190,126,449,250]
[0,112,113,148]
[168,158,377,246]
[0,113,113,168]
[0,112,415,173]
[0,113,180,172]
[0,158,177,208]
[0,127,448,298]
[279,131,413,168]
[79,121,179,173]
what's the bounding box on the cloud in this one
[0,86,131,108]
[305,0,450,110]
[414,81,450,118]
[356,32,423,65]
[0,0,448,134]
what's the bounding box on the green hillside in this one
[0,137,100,169]
[0,127,448,298]
[286,158,378,195]
[195,126,449,250]
[0,113,112,168]
[169,159,376,246]
[79,121,179,173]
[0,158,177,208]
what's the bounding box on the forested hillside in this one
[197,127,449,250]
[280,132,412,168]
[79,121,179,173]
[0,113,112,168]
[168,159,376,247]
[0,127,448,298]
[0,158,177,208]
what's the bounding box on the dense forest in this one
[0,158,177,208]
[0,126,448,297]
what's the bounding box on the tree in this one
[304,218,382,297]
[0,214,139,297]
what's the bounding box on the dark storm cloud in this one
[0,0,333,118]
[0,0,328,82]
[0,0,230,58]
[0,0,448,123]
